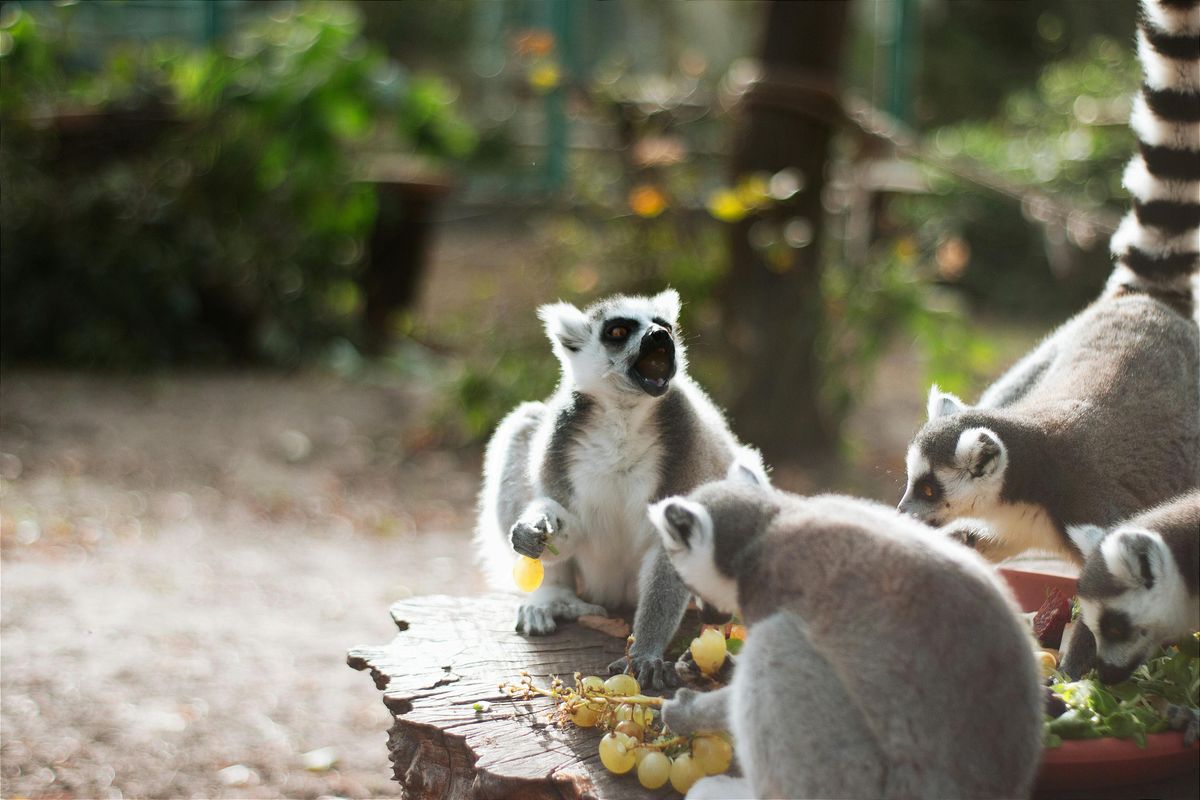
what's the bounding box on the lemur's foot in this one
[510,514,558,559]
[608,654,681,690]
[515,593,605,636]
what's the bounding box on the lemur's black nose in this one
[648,328,671,344]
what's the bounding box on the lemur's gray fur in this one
[651,466,1043,800]
[475,289,765,689]
[1068,490,1200,684]
[898,0,1200,566]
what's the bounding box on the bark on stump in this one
[347,594,679,800]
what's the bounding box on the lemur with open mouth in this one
[475,289,765,688]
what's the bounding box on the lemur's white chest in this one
[985,501,1067,556]
[566,402,663,607]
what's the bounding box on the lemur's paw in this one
[608,655,680,691]
[941,520,982,550]
[515,595,605,636]
[660,687,701,734]
[675,649,737,684]
[509,514,556,559]
[515,603,557,635]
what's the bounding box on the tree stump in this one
[347,594,678,800]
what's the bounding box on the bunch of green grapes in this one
[503,668,735,794]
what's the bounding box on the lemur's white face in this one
[648,497,739,615]
[1076,528,1174,684]
[538,289,684,399]
[897,386,1008,527]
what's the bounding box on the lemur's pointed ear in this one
[927,384,967,421]
[956,427,1006,479]
[1067,524,1107,560]
[652,289,681,326]
[1105,530,1163,590]
[537,302,590,353]
[649,497,703,551]
[727,448,769,488]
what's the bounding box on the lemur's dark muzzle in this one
[631,328,676,397]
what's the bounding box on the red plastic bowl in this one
[999,568,1200,791]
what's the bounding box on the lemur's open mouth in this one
[631,332,676,397]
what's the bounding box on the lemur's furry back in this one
[898,0,1200,569]
[1107,0,1199,313]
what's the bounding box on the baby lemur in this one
[475,289,765,688]
[654,466,1043,800]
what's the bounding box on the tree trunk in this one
[721,0,849,463]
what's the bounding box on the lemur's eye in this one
[920,483,935,499]
[606,325,630,340]
[915,478,940,500]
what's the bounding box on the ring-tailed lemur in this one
[898,0,1200,565]
[1067,490,1199,684]
[475,289,766,689]
[652,466,1043,800]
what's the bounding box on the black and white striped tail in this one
[1108,0,1200,308]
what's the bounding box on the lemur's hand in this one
[675,648,737,684]
[607,654,681,691]
[510,514,557,559]
[941,519,982,550]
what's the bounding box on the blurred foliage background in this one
[0,0,1142,460]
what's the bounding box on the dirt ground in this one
[0,371,485,800]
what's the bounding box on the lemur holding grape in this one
[653,466,1043,800]
[475,289,766,688]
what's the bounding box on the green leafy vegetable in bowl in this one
[1044,632,1200,749]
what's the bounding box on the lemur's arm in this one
[609,546,690,689]
[661,686,732,735]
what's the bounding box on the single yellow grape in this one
[690,628,727,675]
[580,675,606,694]
[598,732,638,774]
[604,673,640,696]
[691,734,734,775]
[614,703,652,727]
[512,555,544,592]
[669,752,705,793]
[1035,649,1058,679]
[614,720,643,742]
[637,750,671,790]
[570,701,601,728]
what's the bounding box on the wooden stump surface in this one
[347,594,680,800]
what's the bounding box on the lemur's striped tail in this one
[1107,0,1200,306]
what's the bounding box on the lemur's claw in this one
[515,603,557,635]
[608,655,680,690]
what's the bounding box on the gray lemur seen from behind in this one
[653,467,1042,800]
[475,289,765,688]
[1069,490,1199,684]
[898,0,1200,565]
